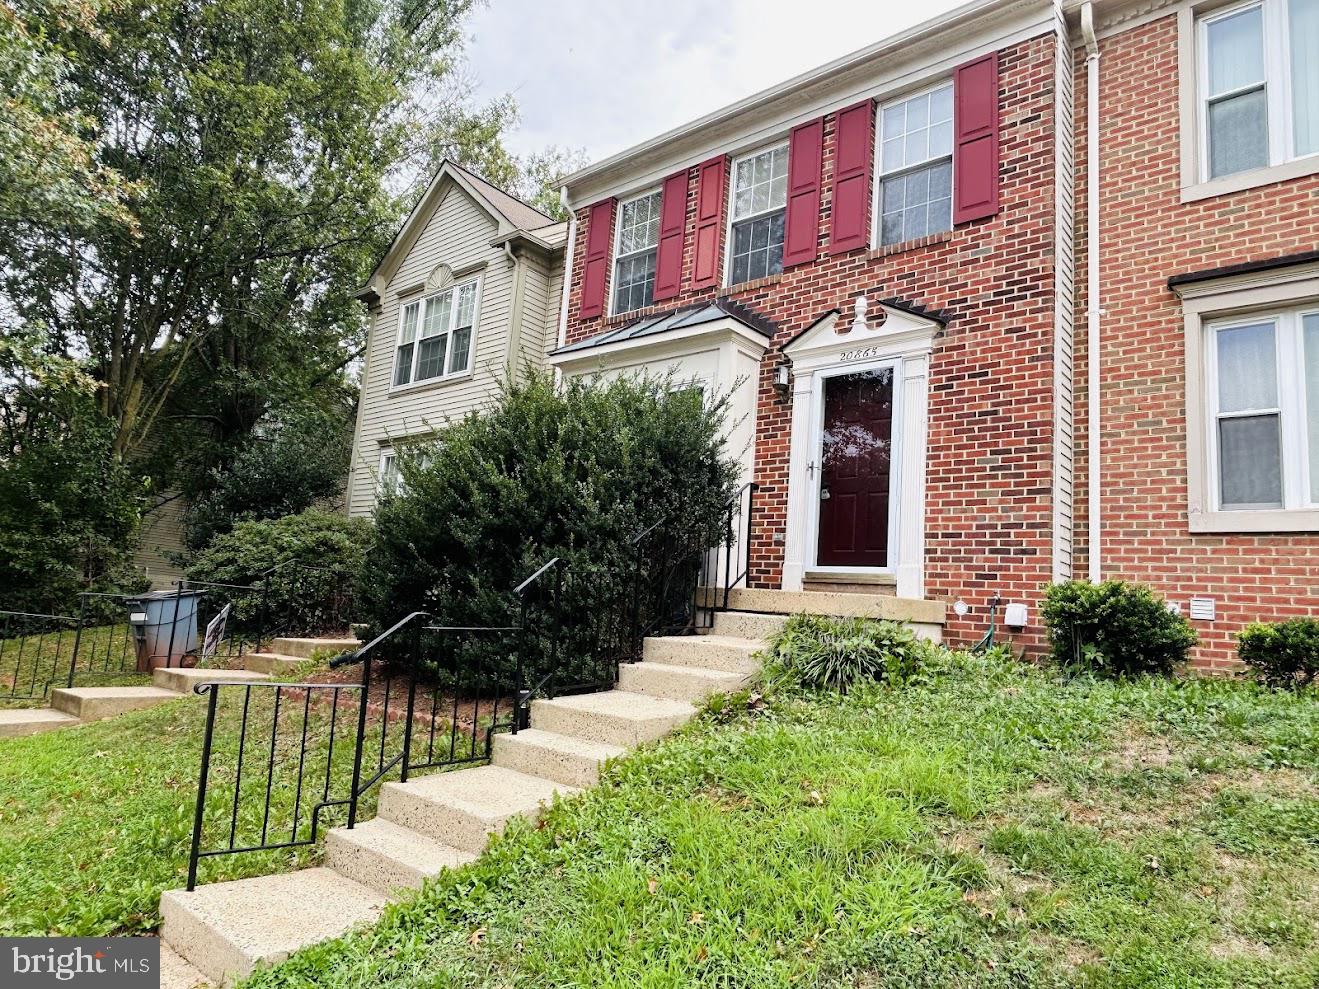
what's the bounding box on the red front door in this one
[815,367,894,568]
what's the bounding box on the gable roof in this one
[447,161,556,231]
[356,160,561,305]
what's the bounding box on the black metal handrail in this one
[186,609,523,887]
[183,483,758,887]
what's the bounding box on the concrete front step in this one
[378,764,578,854]
[160,867,385,987]
[491,728,625,787]
[0,707,80,737]
[617,661,749,703]
[242,652,305,676]
[530,690,696,747]
[717,586,946,626]
[50,686,180,722]
[642,635,762,674]
[159,942,211,989]
[152,667,270,694]
[268,637,359,660]
[710,610,787,641]
[324,818,475,897]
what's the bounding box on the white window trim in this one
[723,140,789,288]
[608,187,662,318]
[1177,259,1319,531]
[1179,0,1319,201]
[377,449,400,498]
[389,274,482,392]
[871,79,955,248]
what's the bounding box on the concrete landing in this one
[160,868,385,987]
[50,686,180,722]
[0,707,80,738]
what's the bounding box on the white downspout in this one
[556,186,576,352]
[1082,2,1102,583]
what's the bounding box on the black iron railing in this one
[183,482,758,886]
[0,611,82,700]
[185,611,521,888]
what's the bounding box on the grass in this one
[0,668,379,935]
[239,648,1318,989]
[1,624,151,707]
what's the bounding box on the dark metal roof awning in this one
[552,299,775,356]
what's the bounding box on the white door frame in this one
[801,357,904,578]
[781,304,937,599]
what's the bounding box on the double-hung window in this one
[613,190,661,314]
[1208,306,1319,510]
[877,84,954,246]
[378,450,400,497]
[393,277,479,387]
[728,143,788,285]
[1199,0,1319,180]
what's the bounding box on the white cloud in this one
[465,0,968,162]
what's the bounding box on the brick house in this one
[550,0,1319,668]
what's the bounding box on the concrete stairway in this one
[156,622,771,987]
[0,635,360,739]
[242,636,360,677]
[0,668,271,738]
[156,592,945,987]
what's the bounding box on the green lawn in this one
[0,677,377,935]
[241,648,1318,989]
[1,623,151,707]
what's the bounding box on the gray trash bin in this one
[128,589,203,671]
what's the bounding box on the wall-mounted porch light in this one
[773,363,790,393]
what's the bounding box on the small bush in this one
[1237,619,1319,690]
[186,509,372,636]
[1041,580,1197,677]
[762,614,927,692]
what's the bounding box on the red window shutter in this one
[579,198,615,318]
[691,155,728,289]
[828,100,874,255]
[652,170,688,301]
[782,117,824,268]
[952,52,1001,225]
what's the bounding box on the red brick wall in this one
[564,34,1062,653]
[1074,14,1319,671]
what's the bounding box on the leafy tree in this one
[2,0,520,460]
[0,0,132,230]
[510,146,590,220]
[0,338,147,613]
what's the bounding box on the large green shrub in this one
[762,614,927,692]
[358,371,739,684]
[1237,619,1319,690]
[185,509,372,636]
[1041,580,1197,677]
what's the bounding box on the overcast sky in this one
[465,0,969,164]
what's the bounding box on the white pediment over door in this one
[784,298,943,372]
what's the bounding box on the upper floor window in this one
[1199,0,1319,180]
[613,190,661,314]
[1208,306,1319,510]
[728,143,788,285]
[393,277,479,388]
[878,83,953,246]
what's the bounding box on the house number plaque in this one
[840,346,882,362]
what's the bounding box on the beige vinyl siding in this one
[135,493,187,588]
[347,185,560,517]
